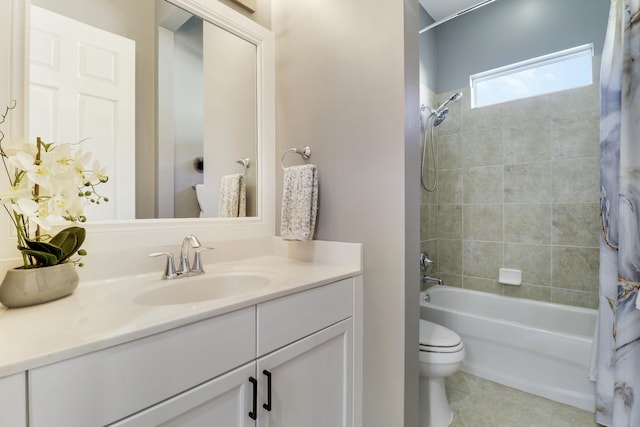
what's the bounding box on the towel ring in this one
[236,158,250,175]
[280,146,312,170]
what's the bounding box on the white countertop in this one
[0,239,362,378]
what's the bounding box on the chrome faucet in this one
[419,251,443,285]
[422,275,443,286]
[149,234,214,280]
[179,234,202,274]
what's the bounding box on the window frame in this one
[470,43,594,109]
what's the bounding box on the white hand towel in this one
[281,164,318,241]
[218,174,246,217]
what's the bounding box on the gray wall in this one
[423,0,610,92]
[272,0,420,425]
[419,6,436,90]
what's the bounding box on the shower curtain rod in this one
[419,0,497,34]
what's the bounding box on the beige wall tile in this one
[551,288,598,309]
[504,203,551,244]
[463,166,503,204]
[503,95,551,124]
[464,204,503,241]
[503,284,552,302]
[438,238,463,275]
[463,240,503,280]
[552,157,600,203]
[420,185,438,205]
[504,162,552,203]
[504,243,552,285]
[552,203,600,247]
[462,127,503,168]
[552,246,599,292]
[503,121,551,164]
[420,203,437,241]
[437,169,463,205]
[437,204,462,239]
[549,80,600,116]
[437,133,462,170]
[439,273,462,288]
[464,101,505,131]
[551,111,600,159]
[462,276,503,295]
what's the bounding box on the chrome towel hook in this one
[236,158,250,175]
[280,146,312,170]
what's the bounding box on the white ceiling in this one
[419,0,487,22]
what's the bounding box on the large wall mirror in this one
[29,0,261,220]
[1,0,275,258]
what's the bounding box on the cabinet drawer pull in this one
[263,370,272,411]
[249,377,258,420]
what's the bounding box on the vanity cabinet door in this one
[110,362,256,427]
[256,319,353,427]
[0,372,27,426]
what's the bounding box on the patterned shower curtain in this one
[596,0,640,425]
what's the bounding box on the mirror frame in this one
[0,0,275,258]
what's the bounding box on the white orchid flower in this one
[0,131,109,268]
[12,198,51,230]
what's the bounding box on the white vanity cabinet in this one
[256,278,354,427]
[0,372,27,426]
[25,276,358,427]
[28,307,256,427]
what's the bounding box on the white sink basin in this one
[134,273,272,305]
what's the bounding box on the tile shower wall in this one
[420,70,601,309]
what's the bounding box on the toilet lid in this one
[419,319,461,348]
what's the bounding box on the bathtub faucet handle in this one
[420,252,435,272]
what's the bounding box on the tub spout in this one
[422,275,443,286]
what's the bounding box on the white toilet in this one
[418,319,465,427]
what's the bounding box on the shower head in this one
[427,92,462,127]
[433,108,449,127]
[435,92,463,114]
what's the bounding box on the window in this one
[470,44,594,108]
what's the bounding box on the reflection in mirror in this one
[157,4,257,219]
[29,0,258,220]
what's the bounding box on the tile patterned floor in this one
[445,371,602,427]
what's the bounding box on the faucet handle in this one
[149,252,178,280]
[192,247,215,274]
[420,252,435,272]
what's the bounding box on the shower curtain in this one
[596,0,640,426]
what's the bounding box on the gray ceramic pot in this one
[0,263,79,308]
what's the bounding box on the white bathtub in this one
[419,286,597,411]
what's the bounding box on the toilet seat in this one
[419,319,463,353]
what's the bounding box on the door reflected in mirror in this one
[29,0,259,220]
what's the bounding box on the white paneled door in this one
[30,5,135,219]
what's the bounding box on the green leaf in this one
[23,239,63,260]
[20,249,58,266]
[50,226,86,263]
